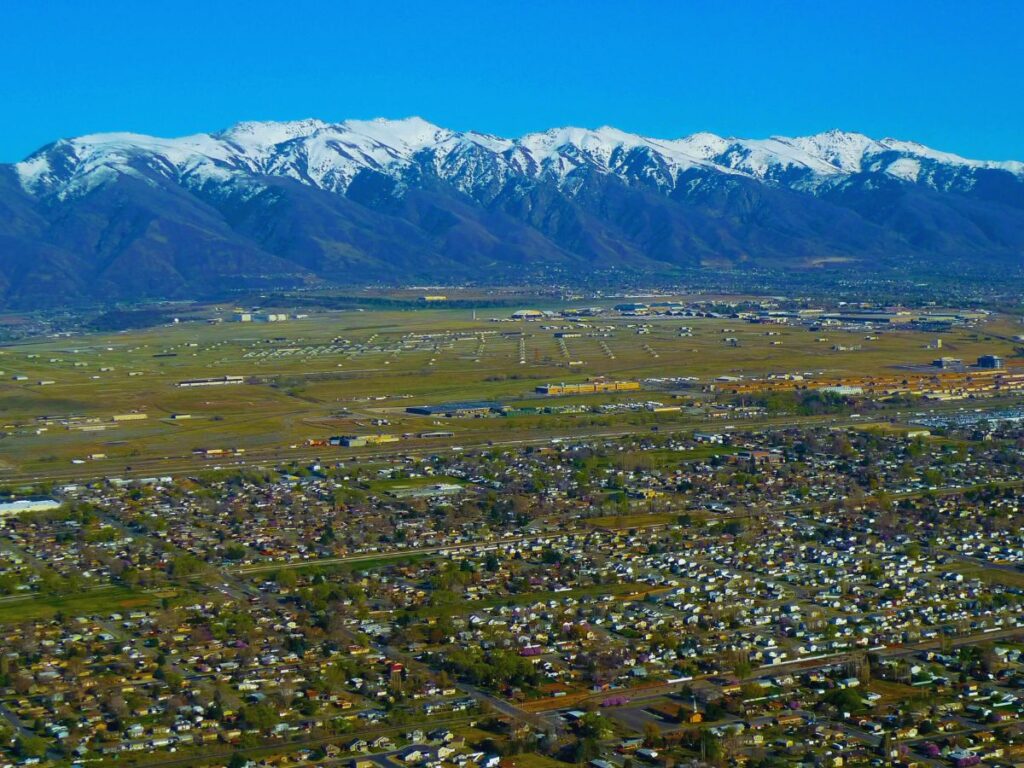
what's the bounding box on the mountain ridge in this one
[17,118,1024,200]
[2,117,1024,307]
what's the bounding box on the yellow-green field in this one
[0,304,1018,479]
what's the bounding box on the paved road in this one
[0,700,33,739]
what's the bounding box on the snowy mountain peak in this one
[520,125,649,161]
[336,116,451,151]
[218,118,329,142]
[780,130,885,172]
[672,132,731,158]
[13,119,1024,201]
[5,120,1024,309]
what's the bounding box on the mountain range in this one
[2,116,1024,307]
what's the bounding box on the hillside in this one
[2,118,1024,306]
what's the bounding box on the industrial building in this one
[535,380,641,396]
[0,498,61,519]
[178,375,245,387]
[329,434,399,447]
[233,310,288,322]
[406,401,504,417]
[977,354,1004,369]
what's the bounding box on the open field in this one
[0,302,1019,478]
[586,512,678,529]
[0,586,177,623]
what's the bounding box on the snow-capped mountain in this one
[15,117,1024,200]
[1,117,1023,307]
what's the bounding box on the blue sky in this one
[1,0,1022,162]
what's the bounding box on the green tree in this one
[274,569,298,590]
[573,738,600,765]
[578,712,611,738]
[240,702,280,732]
[16,735,49,759]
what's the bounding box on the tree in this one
[223,543,247,561]
[274,569,298,590]
[573,737,600,765]
[162,670,184,692]
[704,700,727,720]
[824,687,864,714]
[732,657,752,679]
[643,721,662,747]
[168,554,206,577]
[722,521,744,537]
[240,702,279,733]
[578,712,611,739]
[16,735,48,759]
[702,729,724,766]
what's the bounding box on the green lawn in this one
[0,586,176,623]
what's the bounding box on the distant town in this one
[2,289,1024,768]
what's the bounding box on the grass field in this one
[587,513,678,529]
[0,301,1018,478]
[964,565,1024,588]
[366,475,466,494]
[0,586,177,622]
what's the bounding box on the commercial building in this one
[177,375,245,388]
[0,498,61,519]
[233,310,287,322]
[613,303,649,313]
[977,354,1004,369]
[406,401,504,417]
[818,385,864,396]
[536,380,641,396]
[329,434,400,447]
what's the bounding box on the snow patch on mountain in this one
[884,157,922,183]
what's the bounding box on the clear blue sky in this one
[2,0,1022,162]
